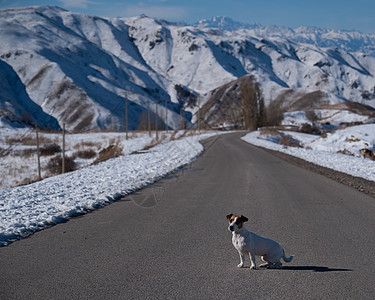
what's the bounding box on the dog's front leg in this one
[249,250,257,270]
[237,251,245,268]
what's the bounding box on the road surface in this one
[1,132,374,299]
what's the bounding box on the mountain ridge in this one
[0,6,375,130]
[194,16,375,54]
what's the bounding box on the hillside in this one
[1,6,375,130]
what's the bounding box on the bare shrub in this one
[0,147,6,156]
[46,155,76,175]
[94,143,123,164]
[40,143,61,156]
[360,149,375,161]
[75,149,96,159]
[337,149,354,156]
[280,134,302,148]
[13,148,36,157]
[300,123,320,134]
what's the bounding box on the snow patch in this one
[242,125,375,182]
[0,131,224,246]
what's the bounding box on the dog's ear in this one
[241,215,249,222]
[226,214,233,220]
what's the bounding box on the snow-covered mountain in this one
[1,6,375,130]
[196,16,375,54]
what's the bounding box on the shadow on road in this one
[279,266,353,272]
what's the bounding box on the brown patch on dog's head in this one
[226,214,234,222]
[226,214,248,228]
[236,215,248,228]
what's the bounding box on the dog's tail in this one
[282,249,294,263]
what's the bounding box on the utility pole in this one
[180,108,185,130]
[35,123,41,180]
[125,93,128,140]
[155,98,159,141]
[197,98,201,133]
[165,98,168,132]
[62,123,66,174]
[147,101,151,137]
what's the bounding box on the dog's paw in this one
[250,265,257,270]
[237,263,244,268]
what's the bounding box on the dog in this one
[227,214,293,269]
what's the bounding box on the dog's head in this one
[226,214,248,233]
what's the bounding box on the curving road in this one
[1,132,374,299]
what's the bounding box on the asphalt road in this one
[1,132,374,299]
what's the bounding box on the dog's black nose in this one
[229,225,234,231]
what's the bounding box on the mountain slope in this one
[0,6,186,131]
[1,7,375,130]
[0,59,59,129]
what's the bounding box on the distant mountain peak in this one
[194,15,375,54]
[196,16,260,31]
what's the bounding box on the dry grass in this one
[346,136,360,143]
[142,139,161,151]
[73,141,102,150]
[169,130,179,141]
[5,134,57,146]
[260,128,302,148]
[337,149,354,156]
[185,130,201,137]
[280,134,302,148]
[94,143,123,164]
[17,177,42,187]
[260,128,280,136]
[169,130,191,141]
[6,135,35,146]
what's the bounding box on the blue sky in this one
[1,0,375,33]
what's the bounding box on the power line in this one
[0,127,34,157]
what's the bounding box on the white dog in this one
[227,214,293,269]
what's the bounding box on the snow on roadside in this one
[0,132,222,247]
[242,126,375,182]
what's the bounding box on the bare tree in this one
[266,99,284,126]
[240,76,265,130]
